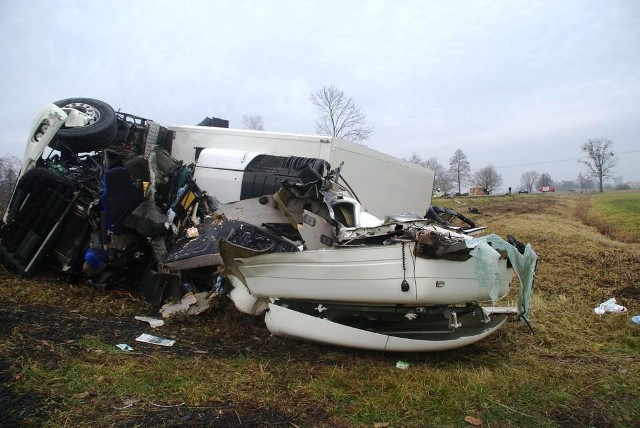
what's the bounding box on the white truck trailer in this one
[166,125,435,219]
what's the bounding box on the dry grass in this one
[1,192,639,427]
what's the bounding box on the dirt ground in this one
[0,273,346,427]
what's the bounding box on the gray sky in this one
[1,0,639,191]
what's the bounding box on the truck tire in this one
[50,98,118,153]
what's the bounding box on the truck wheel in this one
[50,98,118,153]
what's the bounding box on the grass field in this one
[1,192,639,427]
[588,190,640,242]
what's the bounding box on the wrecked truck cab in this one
[1,97,537,353]
[0,98,209,291]
[214,175,536,352]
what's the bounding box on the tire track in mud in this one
[0,301,340,427]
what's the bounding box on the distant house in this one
[469,186,486,196]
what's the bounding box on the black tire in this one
[50,98,118,153]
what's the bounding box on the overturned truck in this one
[0,98,537,352]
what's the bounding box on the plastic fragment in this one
[593,298,627,315]
[134,316,164,328]
[467,234,537,320]
[631,315,640,325]
[116,343,133,351]
[469,241,501,304]
[395,361,409,369]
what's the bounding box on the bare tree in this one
[425,157,453,194]
[309,84,373,144]
[519,170,540,193]
[242,114,265,130]
[579,138,617,193]
[537,173,553,188]
[448,149,470,195]
[0,154,20,214]
[407,153,424,165]
[576,172,594,193]
[408,154,452,194]
[556,180,577,192]
[473,165,503,195]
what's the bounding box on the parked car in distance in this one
[518,189,529,194]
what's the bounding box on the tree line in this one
[408,138,620,196]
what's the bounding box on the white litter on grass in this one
[396,361,409,369]
[159,291,215,318]
[116,344,133,351]
[134,316,164,328]
[593,298,627,315]
[159,292,198,318]
[135,333,176,347]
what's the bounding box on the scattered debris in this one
[159,291,215,318]
[135,333,175,347]
[159,292,197,318]
[593,298,627,315]
[395,361,409,369]
[134,316,164,328]
[185,291,217,316]
[464,415,483,426]
[631,315,640,325]
[116,343,133,351]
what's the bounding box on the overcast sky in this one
[1,0,639,191]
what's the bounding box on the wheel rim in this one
[60,102,100,127]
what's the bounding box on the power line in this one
[495,149,640,170]
[496,157,580,169]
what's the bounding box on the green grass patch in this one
[589,190,640,242]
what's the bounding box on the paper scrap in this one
[160,292,198,318]
[134,316,164,328]
[135,333,175,347]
